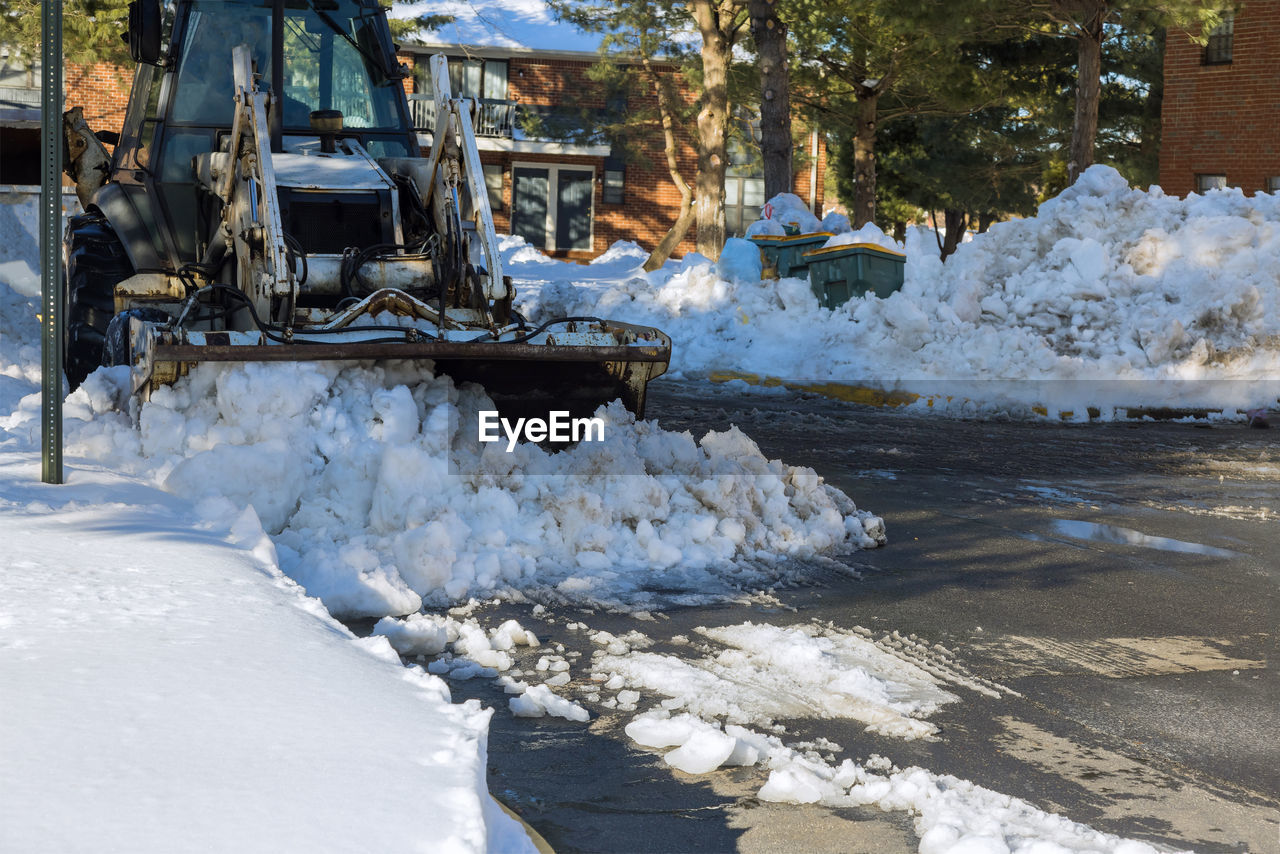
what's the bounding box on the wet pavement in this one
[397,380,1280,853]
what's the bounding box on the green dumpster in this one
[749,232,833,279]
[803,242,906,308]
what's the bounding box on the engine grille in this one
[280,190,393,254]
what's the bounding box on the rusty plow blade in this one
[128,289,671,419]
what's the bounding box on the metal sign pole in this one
[40,0,63,484]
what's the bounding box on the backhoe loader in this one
[63,0,669,419]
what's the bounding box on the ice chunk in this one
[624,712,697,749]
[662,727,737,774]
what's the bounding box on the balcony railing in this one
[408,95,517,139]
[0,85,41,107]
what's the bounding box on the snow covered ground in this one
[0,166,1226,853]
[0,460,534,852]
[512,166,1280,418]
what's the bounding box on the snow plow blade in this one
[128,306,671,420]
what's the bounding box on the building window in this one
[726,176,766,238]
[449,58,508,100]
[483,163,504,211]
[510,164,594,252]
[1196,174,1228,193]
[413,57,508,100]
[1204,13,1234,65]
[724,110,765,237]
[602,157,625,205]
[1267,177,1280,194]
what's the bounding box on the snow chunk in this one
[716,237,764,283]
[509,684,590,722]
[373,613,450,656]
[663,727,738,774]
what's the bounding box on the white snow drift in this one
[6,359,884,618]
[513,166,1280,415]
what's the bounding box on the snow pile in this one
[374,613,541,665]
[823,222,906,254]
[372,611,589,720]
[755,745,1182,854]
[745,195,852,237]
[631,713,1184,852]
[820,210,852,234]
[745,218,787,237]
[715,236,764,282]
[2,359,884,619]
[0,194,537,854]
[510,166,1280,414]
[759,192,824,234]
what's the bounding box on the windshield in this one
[170,0,406,130]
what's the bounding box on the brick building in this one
[1159,2,1280,196]
[400,44,827,259]
[2,41,827,260]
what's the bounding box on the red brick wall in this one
[1160,2,1280,197]
[65,63,133,134]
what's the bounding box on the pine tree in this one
[980,0,1225,183]
[1,0,133,69]
[787,0,989,227]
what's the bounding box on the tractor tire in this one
[63,210,133,390]
[103,307,171,369]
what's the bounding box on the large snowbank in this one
[512,166,1280,415]
[2,360,884,618]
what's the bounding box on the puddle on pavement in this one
[1049,519,1242,558]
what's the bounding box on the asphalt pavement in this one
[409,379,1280,854]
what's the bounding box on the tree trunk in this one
[692,1,738,260]
[851,90,878,227]
[648,197,697,271]
[1067,5,1106,184]
[643,62,695,271]
[749,0,792,201]
[940,209,968,261]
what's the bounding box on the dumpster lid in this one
[802,242,906,259]
[749,231,834,246]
